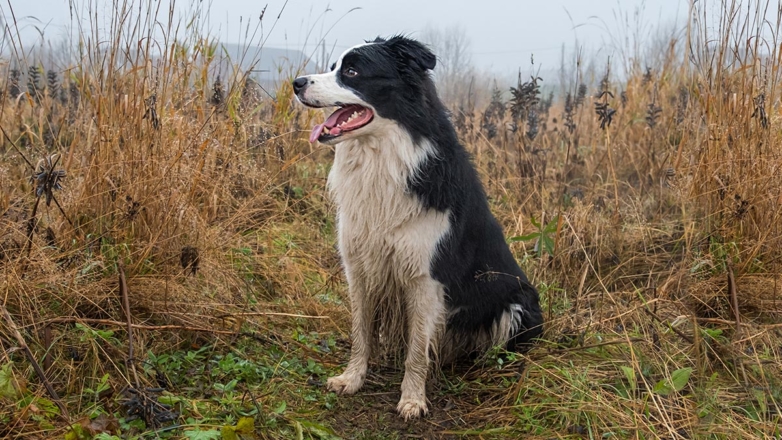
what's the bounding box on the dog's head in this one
[293,36,437,145]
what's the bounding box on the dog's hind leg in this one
[397,276,445,420]
[327,271,371,395]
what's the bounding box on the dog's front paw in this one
[326,371,364,395]
[396,396,428,420]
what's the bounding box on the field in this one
[1,1,782,439]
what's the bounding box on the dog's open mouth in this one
[309,104,374,143]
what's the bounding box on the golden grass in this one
[1,0,781,438]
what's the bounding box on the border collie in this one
[292,36,543,420]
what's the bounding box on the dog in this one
[292,36,543,420]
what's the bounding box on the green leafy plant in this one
[75,323,119,345]
[0,362,24,399]
[183,429,221,440]
[295,419,343,440]
[509,215,561,257]
[653,367,692,396]
[84,374,111,400]
[221,417,255,440]
[620,365,637,396]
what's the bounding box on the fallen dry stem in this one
[0,303,69,420]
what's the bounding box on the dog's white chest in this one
[327,133,449,286]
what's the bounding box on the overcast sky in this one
[5,0,687,74]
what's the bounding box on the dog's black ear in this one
[384,36,436,71]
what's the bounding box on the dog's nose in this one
[292,76,308,94]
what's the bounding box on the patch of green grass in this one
[141,328,346,437]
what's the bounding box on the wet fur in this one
[293,36,543,420]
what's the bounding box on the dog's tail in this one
[492,287,544,353]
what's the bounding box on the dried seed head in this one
[642,67,653,87]
[143,93,160,129]
[31,154,66,206]
[210,75,225,107]
[646,89,662,129]
[527,108,539,140]
[27,66,43,103]
[180,246,200,276]
[752,93,768,129]
[481,85,505,139]
[594,92,616,130]
[8,68,21,98]
[564,92,576,133]
[675,86,690,124]
[47,70,60,100]
[575,84,587,108]
[509,74,541,123]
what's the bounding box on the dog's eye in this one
[344,67,358,77]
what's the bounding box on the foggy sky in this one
[5,0,687,74]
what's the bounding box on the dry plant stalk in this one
[0,304,69,420]
[119,265,140,388]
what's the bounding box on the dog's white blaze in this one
[333,41,376,71]
[327,118,449,418]
[301,70,367,107]
[298,42,378,109]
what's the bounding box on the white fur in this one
[303,41,459,420]
[439,300,524,364]
[509,303,525,335]
[299,41,531,420]
[296,42,377,119]
[324,117,450,420]
[298,70,367,109]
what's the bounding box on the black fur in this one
[333,36,444,144]
[322,36,543,354]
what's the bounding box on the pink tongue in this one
[309,108,352,143]
[309,123,324,143]
[324,108,346,127]
[309,106,364,143]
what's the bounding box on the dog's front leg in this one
[327,274,370,395]
[397,277,444,420]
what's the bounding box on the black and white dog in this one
[292,36,543,420]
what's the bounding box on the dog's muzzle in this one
[292,76,309,96]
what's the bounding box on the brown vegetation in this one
[0,1,781,438]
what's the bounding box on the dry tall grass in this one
[1,1,781,439]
